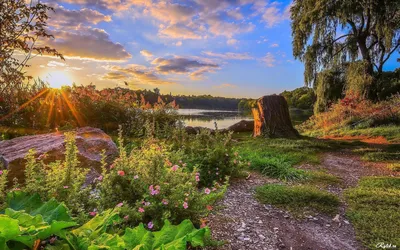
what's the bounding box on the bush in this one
[168,127,245,186]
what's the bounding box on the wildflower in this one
[13,188,21,191]
[233,160,237,164]
[0,170,2,175]
[149,185,160,195]
[89,211,97,217]
[166,160,173,167]
[116,202,123,207]
[195,175,200,182]
[179,160,183,164]
[206,205,213,211]
[182,163,187,167]
[148,221,154,229]
[144,201,151,206]
[171,165,179,171]
[63,186,69,189]
[134,175,139,179]
[118,170,125,176]
[110,164,115,169]
[212,187,217,191]
[138,207,145,213]
[204,188,211,194]
[98,175,103,181]
[183,202,188,209]
[124,215,129,220]
[162,199,169,205]
[216,172,219,175]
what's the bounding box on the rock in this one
[227,120,254,132]
[0,127,118,183]
[252,95,299,138]
[332,214,340,223]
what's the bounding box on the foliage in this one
[54,210,210,250]
[255,184,340,216]
[314,67,346,113]
[299,94,400,137]
[95,132,227,228]
[280,87,316,110]
[0,191,76,250]
[0,192,211,250]
[291,0,400,85]
[22,132,91,217]
[169,127,245,186]
[345,177,400,248]
[0,168,8,204]
[0,0,63,120]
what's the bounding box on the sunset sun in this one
[43,71,73,89]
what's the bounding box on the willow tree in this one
[291,0,400,86]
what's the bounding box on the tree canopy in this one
[291,0,400,86]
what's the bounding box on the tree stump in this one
[252,95,299,138]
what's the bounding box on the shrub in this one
[169,127,245,186]
[0,192,211,250]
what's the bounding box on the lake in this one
[178,109,313,129]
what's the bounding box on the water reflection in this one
[178,108,312,129]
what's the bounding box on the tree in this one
[291,0,400,86]
[0,0,63,111]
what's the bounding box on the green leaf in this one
[6,191,42,212]
[122,223,154,250]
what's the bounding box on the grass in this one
[233,134,354,181]
[345,177,400,248]
[302,171,342,187]
[302,125,400,143]
[353,144,400,163]
[255,184,340,216]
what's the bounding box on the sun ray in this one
[60,90,86,127]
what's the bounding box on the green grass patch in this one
[345,177,400,248]
[234,136,351,181]
[361,151,400,162]
[388,163,400,172]
[255,184,340,216]
[302,171,342,187]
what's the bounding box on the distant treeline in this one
[238,87,316,112]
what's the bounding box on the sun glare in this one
[43,71,73,89]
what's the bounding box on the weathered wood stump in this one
[252,95,299,138]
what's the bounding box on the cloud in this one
[203,51,253,60]
[159,24,203,39]
[104,65,176,85]
[140,50,153,59]
[45,28,131,61]
[270,43,279,47]
[47,61,67,67]
[152,57,219,74]
[206,14,255,38]
[47,0,145,11]
[213,83,238,89]
[227,38,238,46]
[146,2,196,24]
[49,4,112,28]
[261,52,276,67]
[175,41,183,46]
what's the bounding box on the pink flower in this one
[134,175,139,179]
[148,221,154,229]
[166,160,173,167]
[204,188,211,195]
[233,160,237,164]
[14,188,21,191]
[110,164,115,169]
[138,207,145,213]
[183,202,188,209]
[149,185,160,195]
[0,170,3,175]
[162,199,169,205]
[182,163,187,167]
[144,201,151,206]
[89,211,97,217]
[195,175,200,182]
[118,170,125,176]
[63,186,69,189]
[49,236,57,244]
[124,215,129,220]
[98,175,103,181]
[116,202,123,207]
[171,165,179,171]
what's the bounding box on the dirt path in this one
[205,152,393,250]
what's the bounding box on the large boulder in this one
[227,120,254,132]
[252,95,299,138]
[0,127,118,183]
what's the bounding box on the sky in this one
[26,0,399,98]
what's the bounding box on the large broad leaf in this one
[0,193,76,249]
[5,191,74,223]
[122,223,154,250]
[152,220,210,250]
